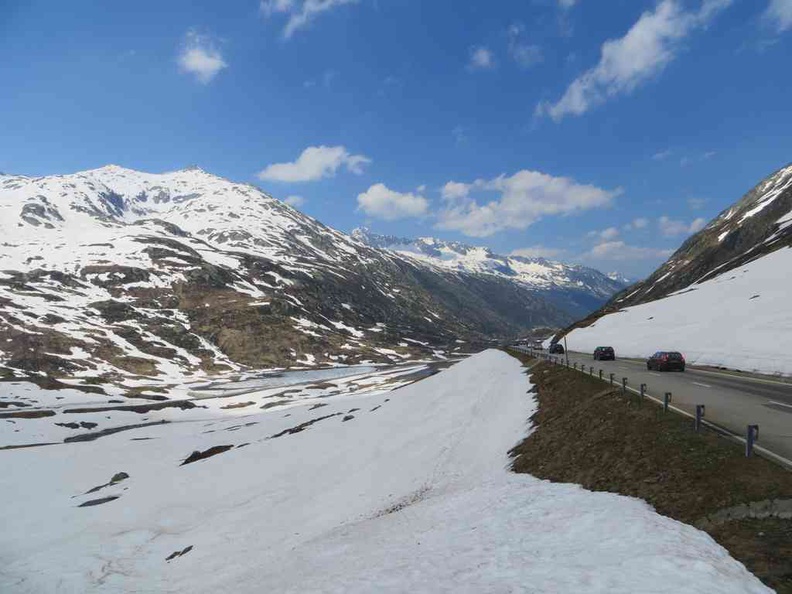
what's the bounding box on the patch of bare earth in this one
[506,351,792,593]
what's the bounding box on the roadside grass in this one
[507,351,792,593]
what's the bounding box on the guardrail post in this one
[599,369,603,380]
[573,362,578,370]
[640,383,646,402]
[695,405,705,432]
[746,425,759,457]
[663,392,671,412]
[589,366,593,376]
[609,373,614,386]
[621,377,627,395]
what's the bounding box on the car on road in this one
[549,343,565,354]
[593,346,615,360]
[646,351,686,372]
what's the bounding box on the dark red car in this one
[593,346,615,360]
[647,351,686,372]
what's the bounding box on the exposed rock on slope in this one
[607,163,792,310]
[0,166,570,387]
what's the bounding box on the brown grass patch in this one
[507,351,792,593]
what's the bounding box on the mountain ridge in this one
[351,227,629,318]
[608,162,792,310]
[0,165,572,391]
[558,162,792,341]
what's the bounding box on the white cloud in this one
[558,0,578,8]
[508,24,543,68]
[357,184,429,221]
[658,216,689,236]
[437,170,619,237]
[441,181,472,201]
[584,241,673,261]
[658,215,707,236]
[452,126,467,145]
[624,217,649,230]
[261,0,358,38]
[765,0,792,32]
[511,246,566,259]
[588,227,620,240]
[257,145,370,182]
[469,46,496,70]
[652,149,672,160]
[536,0,732,121]
[687,197,707,210]
[680,151,716,167]
[284,195,305,207]
[302,69,337,89]
[261,0,294,14]
[177,30,227,84]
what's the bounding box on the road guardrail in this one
[507,344,791,469]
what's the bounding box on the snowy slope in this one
[566,246,792,375]
[0,166,571,389]
[352,228,627,317]
[605,163,792,310]
[561,163,792,375]
[0,351,769,593]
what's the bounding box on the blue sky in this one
[2,0,791,277]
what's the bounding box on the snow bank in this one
[0,351,769,593]
[567,247,792,376]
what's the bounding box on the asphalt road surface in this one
[526,348,792,466]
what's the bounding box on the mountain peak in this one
[82,164,138,175]
[78,164,219,180]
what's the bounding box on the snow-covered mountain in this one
[606,163,792,309]
[0,165,570,389]
[607,271,634,285]
[563,162,792,375]
[351,228,628,317]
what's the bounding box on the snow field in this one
[0,350,770,593]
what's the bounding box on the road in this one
[523,348,792,466]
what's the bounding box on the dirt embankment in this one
[507,351,792,593]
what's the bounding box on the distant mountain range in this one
[351,228,629,318]
[0,165,618,389]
